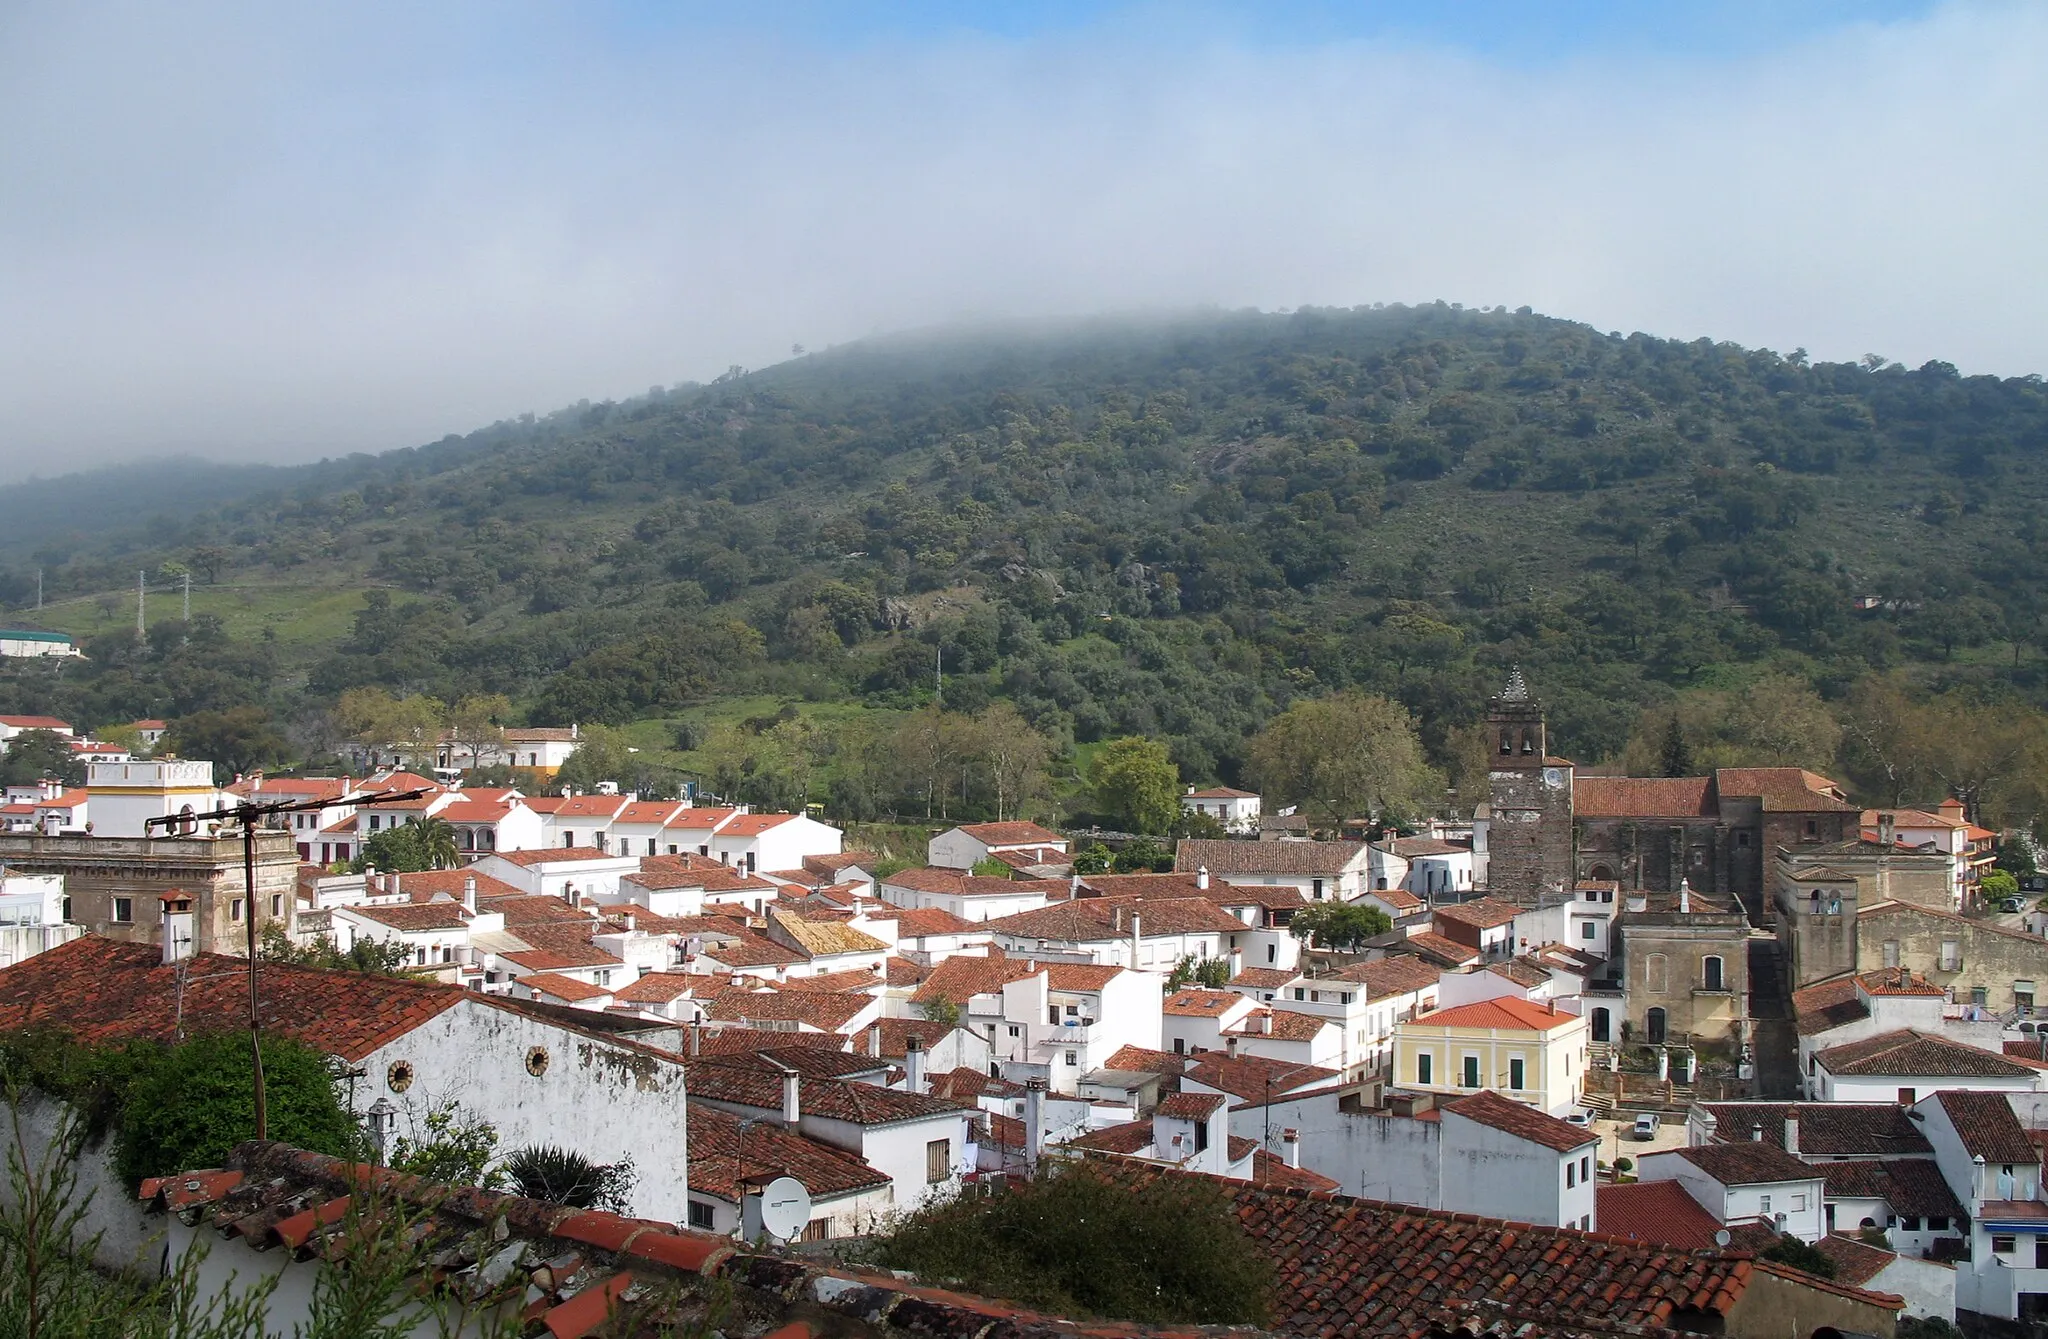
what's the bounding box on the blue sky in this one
[0,1,2039,474]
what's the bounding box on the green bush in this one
[116,1031,359,1186]
[1760,1235,1837,1279]
[871,1165,1272,1326]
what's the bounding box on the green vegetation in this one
[1287,902,1393,950]
[500,1145,636,1213]
[8,306,2048,828]
[869,1164,1272,1326]
[1087,736,1180,833]
[1166,955,1231,989]
[1759,1234,1838,1280]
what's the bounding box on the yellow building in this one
[1392,995,1589,1116]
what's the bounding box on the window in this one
[926,1139,951,1183]
[1928,1216,1949,1230]
[1702,956,1724,992]
[1645,1007,1666,1044]
[801,1218,829,1243]
[112,897,132,923]
[1461,1055,1480,1088]
[2019,982,2039,1012]
[1805,820,1817,837]
[1173,1038,1185,1054]
[1993,1235,2017,1254]
[1509,1058,1525,1090]
[1939,940,1962,972]
[1793,1195,1809,1212]
[646,839,656,856]
[368,814,381,831]
[1581,1155,1591,1180]
[270,894,283,917]
[563,832,575,847]
[1064,1050,1078,1066]
[1737,831,1750,848]
[1293,988,1306,1001]
[1312,879,1325,900]
[1897,1087,1916,1105]
[687,1201,715,1230]
[1566,1162,1576,1188]
[1417,1053,1433,1085]
[60,896,71,921]
[231,898,245,923]
[1896,1214,1917,1230]
[1760,1195,1771,1214]
[1267,944,1276,963]
[1973,986,1990,1006]
[1581,922,1597,940]
[1009,1025,1021,1038]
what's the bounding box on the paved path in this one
[1748,937,1802,1099]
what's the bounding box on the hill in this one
[4,303,2047,821]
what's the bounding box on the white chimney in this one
[1130,911,1142,966]
[1196,866,1210,891]
[905,1035,927,1095]
[868,1022,883,1057]
[1259,1011,1272,1035]
[159,890,196,965]
[1679,879,1690,915]
[1282,1128,1301,1168]
[622,910,636,933]
[1024,1078,1046,1170]
[1229,947,1243,980]
[779,1065,800,1126]
[1752,1124,1763,1142]
[461,876,477,915]
[1226,1036,1240,1059]
[1784,1113,1799,1156]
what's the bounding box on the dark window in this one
[1898,1087,1917,1104]
[926,1139,950,1183]
[1462,1056,1480,1088]
[1703,956,1724,992]
[1994,1235,2017,1254]
[1928,1216,1948,1230]
[687,1201,715,1230]
[112,897,132,923]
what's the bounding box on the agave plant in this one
[501,1145,634,1213]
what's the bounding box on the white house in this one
[433,793,547,861]
[710,812,842,874]
[1174,838,1373,903]
[878,868,1065,923]
[1808,1028,2045,1103]
[469,846,640,902]
[0,715,74,749]
[85,759,225,838]
[1638,1142,1829,1243]
[981,895,1247,971]
[1163,987,1257,1055]
[0,632,80,660]
[928,821,1069,871]
[605,799,686,859]
[1917,1088,2048,1322]
[1384,837,1476,899]
[1180,787,1261,835]
[539,793,631,851]
[909,953,1163,1096]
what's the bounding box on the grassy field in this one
[29,580,376,653]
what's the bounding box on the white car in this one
[1563,1111,1593,1127]
[1632,1113,1661,1140]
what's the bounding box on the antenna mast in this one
[136,571,145,638]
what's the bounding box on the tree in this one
[1089,737,1180,834]
[388,1102,502,1188]
[1166,955,1230,989]
[188,544,229,584]
[978,703,1051,822]
[335,687,444,766]
[1288,902,1392,950]
[0,730,83,788]
[1759,1235,1836,1280]
[1070,842,1112,875]
[447,693,511,770]
[969,857,1013,878]
[411,816,459,870]
[1658,716,1693,778]
[1110,838,1173,873]
[870,1163,1273,1326]
[354,824,431,874]
[1244,693,1438,829]
[918,995,961,1030]
[164,707,289,782]
[259,923,412,974]
[116,1031,359,1185]
[1981,870,2020,903]
[552,724,637,795]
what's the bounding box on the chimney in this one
[461,876,477,915]
[689,1024,702,1057]
[1679,878,1690,914]
[1282,1128,1301,1168]
[159,890,196,965]
[1784,1112,1800,1156]
[1259,1011,1272,1035]
[622,910,636,933]
[1752,1124,1763,1142]
[1196,866,1210,891]
[1879,813,1895,848]
[905,1035,927,1095]
[1131,911,1142,966]
[1024,1078,1047,1170]
[1113,906,1124,933]
[868,1022,883,1057]
[1229,946,1243,980]
[779,1065,800,1125]
[1226,1036,1240,1059]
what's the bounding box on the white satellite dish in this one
[1714,1230,1731,1247]
[757,1176,812,1241]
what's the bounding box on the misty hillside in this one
[4,302,2047,784]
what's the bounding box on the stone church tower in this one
[1485,669,1575,904]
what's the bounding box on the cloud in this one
[0,1,2042,477]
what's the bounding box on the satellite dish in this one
[757,1176,812,1241]
[1714,1230,1731,1247]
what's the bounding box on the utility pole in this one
[136,571,145,638]
[34,568,41,611]
[182,571,191,621]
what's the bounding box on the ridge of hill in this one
[3,302,2046,805]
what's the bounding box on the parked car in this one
[2004,898,2026,913]
[1563,1111,1592,1127]
[1632,1113,1661,1141]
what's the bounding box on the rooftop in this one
[1670,1141,1821,1187]
[1698,1103,1931,1157]
[1818,1159,1965,1221]
[1411,997,1580,1033]
[1183,1052,1339,1105]
[1434,898,1522,931]
[1815,1029,2039,1079]
[954,821,1066,846]
[487,846,623,867]
[1594,1180,1726,1250]
[1934,1089,2039,1162]
[1174,838,1367,876]
[1445,1090,1595,1153]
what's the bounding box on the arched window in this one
[1645,1007,1667,1044]
[1645,953,1669,993]
[1703,956,1725,992]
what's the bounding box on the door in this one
[1645,1008,1667,1044]
[1591,1008,1611,1042]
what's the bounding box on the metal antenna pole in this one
[35,569,41,611]
[183,572,190,621]
[244,816,265,1139]
[136,571,145,638]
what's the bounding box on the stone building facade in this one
[1614,886,1751,1045]
[1856,900,2048,1016]
[1773,830,1959,989]
[1484,670,1575,905]
[0,829,298,955]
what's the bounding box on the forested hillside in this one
[6,303,2048,825]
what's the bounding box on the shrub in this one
[116,1031,359,1186]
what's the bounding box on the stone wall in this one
[0,830,298,955]
[1858,902,2048,1014]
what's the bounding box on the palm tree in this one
[413,816,459,870]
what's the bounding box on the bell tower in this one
[1485,669,1574,905]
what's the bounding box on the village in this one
[0,671,2042,1335]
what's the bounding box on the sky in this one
[2,0,2043,479]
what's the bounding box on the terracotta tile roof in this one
[1184,1052,1339,1105]
[884,956,929,986]
[1101,1044,1189,1076]
[694,935,804,968]
[629,862,777,893]
[1174,838,1367,876]
[863,1017,948,1059]
[550,795,630,819]
[1485,959,1552,989]
[956,821,1065,847]
[1164,988,1243,1017]
[1404,932,1480,968]
[1817,1029,2038,1079]
[881,906,978,936]
[767,911,886,958]
[479,894,594,926]
[502,945,620,973]
[612,801,683,825]
[1699,1103,1932,1156]
[1595,1180,1726,1249]
[1367,886,1424,911]
[503,726,579,742]
[1573,777,1716,818]
[1813,1233,1897,1289]
[393,869,524,900]
[717,812,798,837]
[1153,1167,1769,1337]
[1858,967,1945,997]
[433,800,517,824]
[1044,962,1122,991]
[518,971,612,1003]
[985,895,1246,940]
[661,807,737,831]
[1819,1159,1964,1220]
[0,937,462,1062]
[1790,975,1871,1037]
[685,1101,890,1201]
[1252,1150,1341,1193]
[1413,997,1579,1033]
[1714,767,1855,812]
[911,951,1039,1004]
[342,901,472,933]
[1063,1120,1155,1155]
[689,1025,846,1057]
[1230,1009,1334,1043]
[1387,837,1467,858]
[704,990,870,1031]
[777,967,884,994]
[489,846,620,867]
[691,1043,890,1082]
[0,715,70,729]
[687,1061,968,1127]
[612,972,703,1004]
[1435,897,1522,931]
[517,795,566,813]
[1935,1089,2039,1161]
[1670,1141,1820,1186]
[929,1066,1022,1102]
[1335,956,1443,998]
[1231,967,1301,989]
[1156,1091,1226,1121]
[1445,1091,1595,1153]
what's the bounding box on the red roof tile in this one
[518,972,613,1003]
[685,1101,891,1201]
[1184,1052,1339,1105]
[1573,777,1715,819]
[1816,1029,2037,1079]
[956,821,1065,847]
[1444,1090,1595,1153]
[490,846,622,867]
[1595,1180,1726,1249]
[1935,1089,2039,1162]
[1670,1141,1820,1186]
[1413,997,1579,1033]
[1404,932,1480,967]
